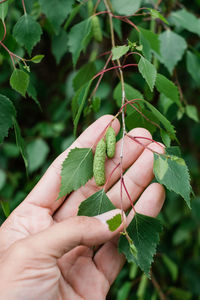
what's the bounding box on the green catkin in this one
[93,138,106,186]
[92,15,103,43]
[106,127,116,158]
[87,0,93,16]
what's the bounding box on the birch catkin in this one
[93,138,106,186]
[106,127,116,158]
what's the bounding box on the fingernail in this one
[95,209,125,231]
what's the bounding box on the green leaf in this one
[1,201,10,218]
[117,282,132,300]
[166,146,181,157]
[153,153,191,207]
[78,189,115,216]
[138,56,157,92]
[148,8,169,24]
[2,143,19,158]
[0,94,16,144]
[10,69,30,97]
[110,0,142,15]
[126,109,158,134]
[92,97,101,113]
[64,3,82,31]
[170,9,200,36]
[113,18,122,41]
[0,169,6,190]
[160,129,171,147]
[73,80,92,136]
[162,254,178,281]
[39,0,74,34]
[31,54,44,64]
[185,105,199,122]
[106,214,122,231]
[112,45,129,60]
[0,1,9,21]
[68,18,92,66]
[27,138,49,173]
[186,51,200,86]
[153,154,169,180]
[135,99,177,141]
[73,62,96,91]
[113,82,144,115]
[139,27,160,59]
[27,79,42,110]
[167,287,192,300]
[159,30,187,74]
[13,118,28,171]
[119,213,163,277]
[137,273,148,298]
[155,74,181,107]
[58,148,94,199]
[13,14,42,55]
[52,28,68,64]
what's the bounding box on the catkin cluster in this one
[93,127,116,186]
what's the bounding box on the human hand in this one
[0,115,165,300]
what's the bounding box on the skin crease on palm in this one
[0,115,165,300]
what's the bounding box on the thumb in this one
[28,209,124,258]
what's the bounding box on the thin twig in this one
[21,0,27,14]
[122,178,136,213]
[104,0,128,229]
[93,0,101,13]
[126,134,162,156]
[104,162,120,188]
[0,20,6,42]
[0,0,8,3]
[151,271,167,300]
[90,53,112,99]
[92,64,138,80]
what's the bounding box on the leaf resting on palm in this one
[58,148,93,199]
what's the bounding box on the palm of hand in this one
[1,202,114,300]
[0,116,165,300]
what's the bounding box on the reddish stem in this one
[122,17,139,32]
[98,50,111,58]
[122,51,142,65]
[133,136,164,149]
[111,59,120,79]
[95,10,139,31]
[127,101,161,130]
[21,0,26,14]
[126,134,162,155]
[104,162,120,188]
[119,99,143,112]
[93,64,138,80]
[90,53,112,99]
[0,0,8,3]
[0,20,6,42]
[0,41,15,68]
[122,178,136,213]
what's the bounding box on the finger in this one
[26,209,123,259]
[54,128,152,221]
[21,115,120,214]
[127,182,165,223]
[94,239,125,285]
[93,183,165,285]
[107,141,165,210]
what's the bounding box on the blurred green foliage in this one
[0,0,200,299]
